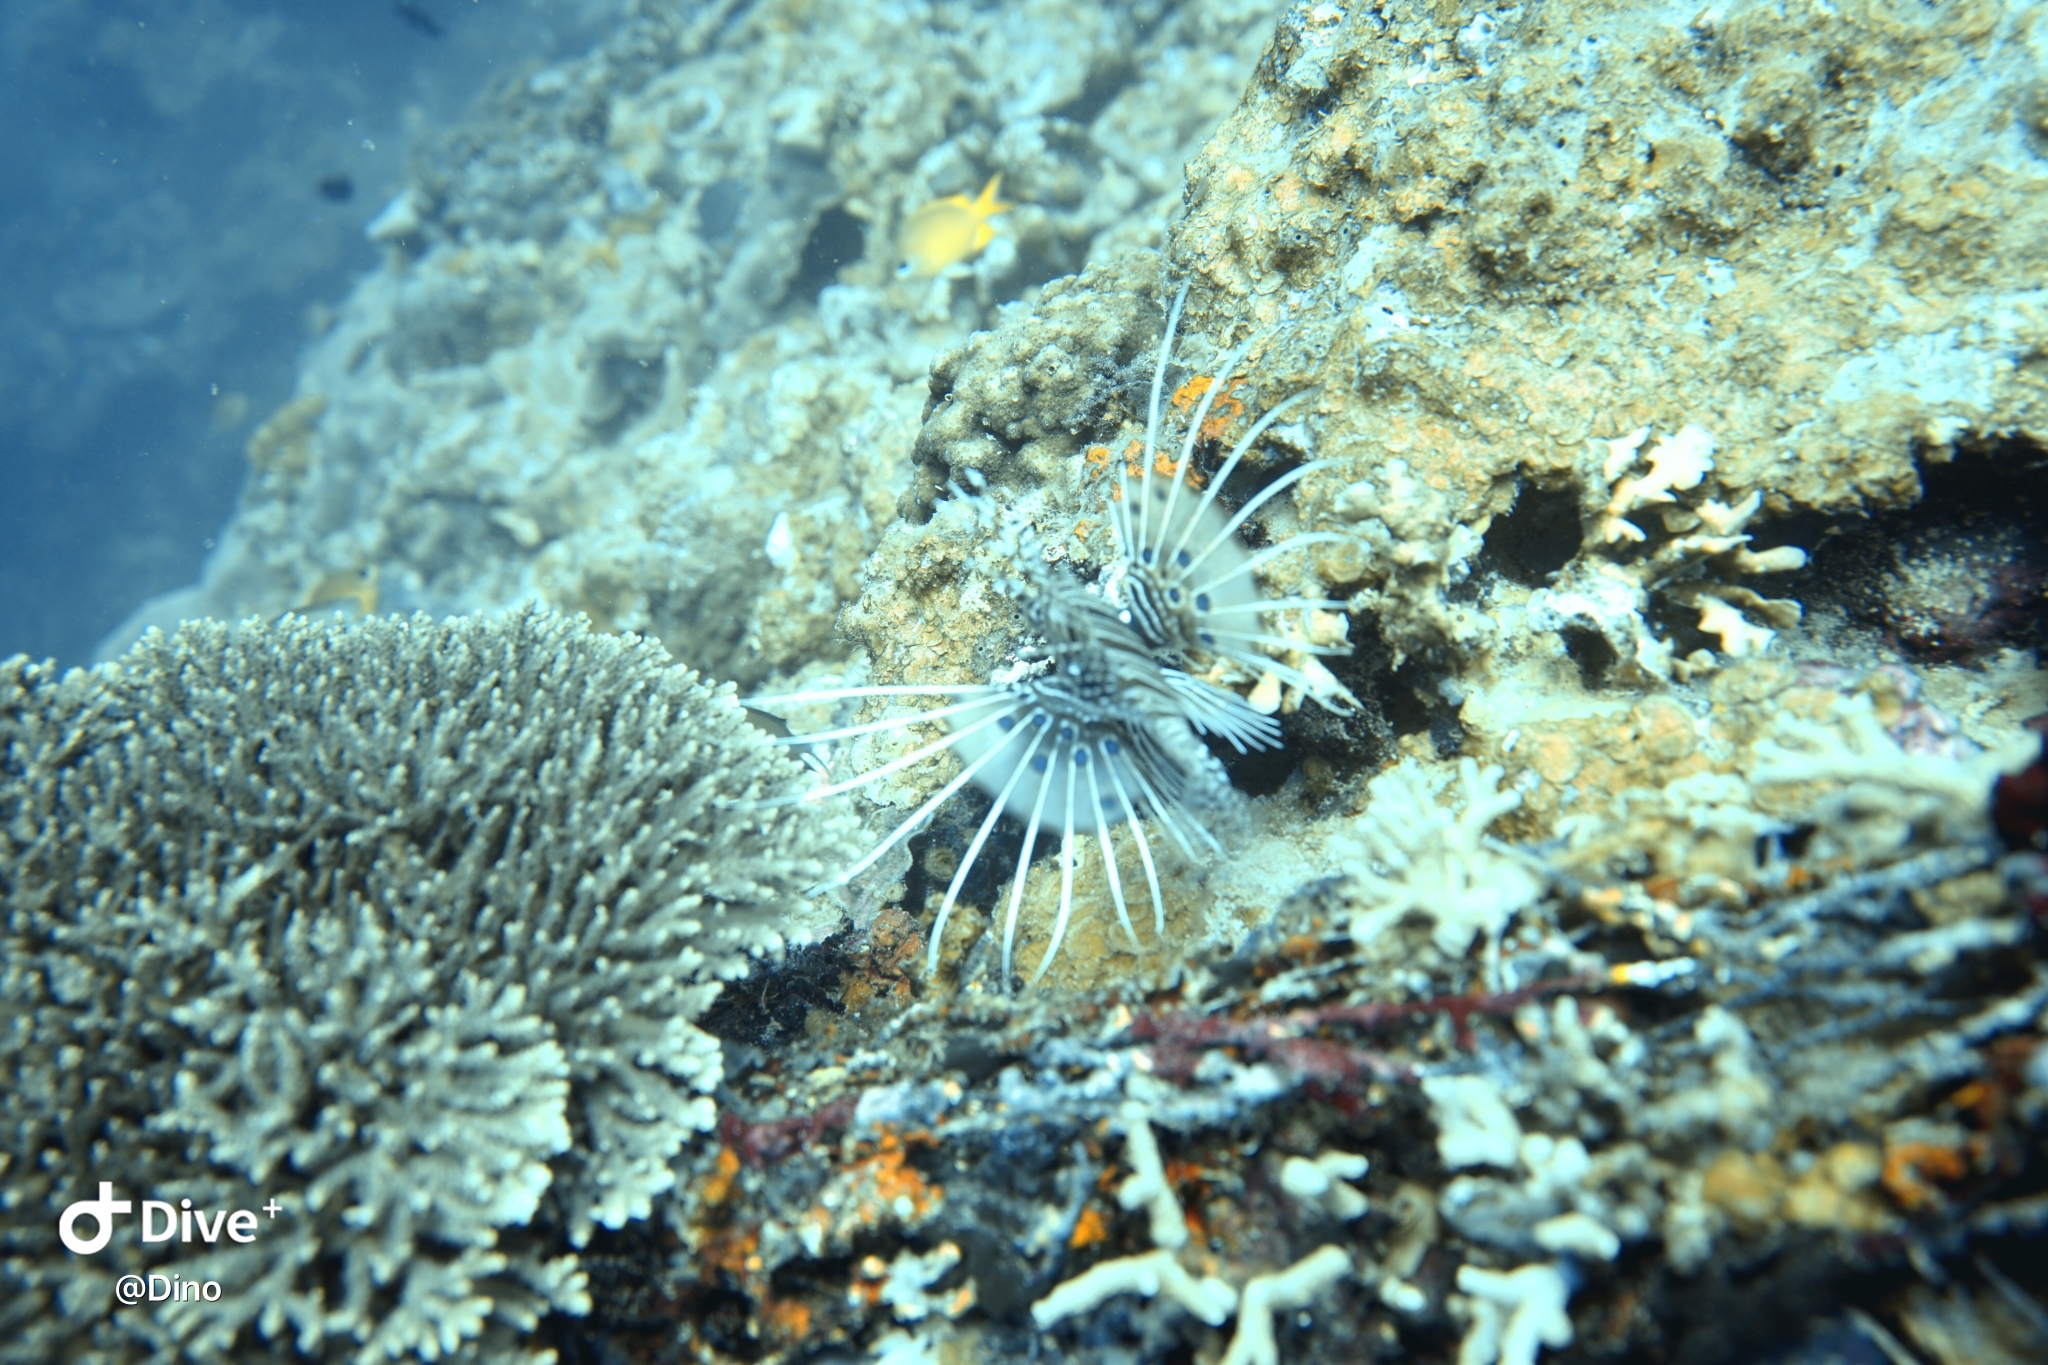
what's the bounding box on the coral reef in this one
[97,0,1288,688]
[0,609,854,1363]
[28,0,2048,1362]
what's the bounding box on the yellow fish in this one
[298,566,379,617]
[897,174,1012,277]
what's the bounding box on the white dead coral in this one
[1031,1104,1367,1359]
[857,1243,975,1324]
[1750,691,2033,866]
[1220,1245,1356,1365]
[1116,1099,1193,1250]
[1535,423,1807,681]
[1454,1262,1576,1365]
[1032,1248,1240,1332]
[1279,1151,1371,1221]
[1422,1074,1524,1170]
[1326,458,1495,666]
[1428,1002,1663,1271]
[1337,758,1543,958]
[1031,1103,1233,1330]
[1591,424,1716,546]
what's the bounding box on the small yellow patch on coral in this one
[1083,438,1209,496]
[1171,374,1247,443]
[800,1130,944,1255]
[701,1146,742,1206]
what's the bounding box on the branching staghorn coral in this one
[1532,423,1809,682]
[0,608,855,1364]
[1031,1102,1406,1362]
[1336,758,1544,960]
[1751,690,2034,866]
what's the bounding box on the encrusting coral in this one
[0,608,855,1364]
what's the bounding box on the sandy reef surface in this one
[41,0,2048,1362]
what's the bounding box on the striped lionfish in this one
[746,284,1356,986]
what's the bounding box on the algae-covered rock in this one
[877,0,2047,690]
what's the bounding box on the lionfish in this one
[746,284,1356,986]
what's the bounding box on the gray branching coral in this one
[0,608,855,1364]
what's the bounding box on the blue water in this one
[0,0,618,667]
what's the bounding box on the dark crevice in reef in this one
[1049,62,1140,129]
[697,925,854,1049]
[583,339,666,443]
[1792,436,2048,664]
[1476,478,1584,586]
[1560,622,1621,688]
[1643,1230,1918,1365]
[1210,729,1295,795]
[551,1222,677,1347]
[1262,612,1461,777]
[789,203,867,302]
[900,790,1047,932]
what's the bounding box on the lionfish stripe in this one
[1165,676,1282,752]
[1202,628,1353,656]
[766,691,1008,746]
[1223,657,1328,698]
[824,697,1032,887]
[1186,530,1354,596]
[1132,280,1193,559]
[742,683,974,705]
[1114,283,1189,562]
[1120,756,1213,863]
[1159,390,1317,572]
[1000,736,1066,984]
[925,715,1052,976]
[1153,337,1254,562]
[781,696,1022,805]
[1181,461,1341,580]
[1084,751,1141,951]
[1100,750,1167,937]
[1028,761,1084,986]
[1193,597,1351,616]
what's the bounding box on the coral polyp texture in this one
[34,0,2048,1362]
[0,608,854,1363]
